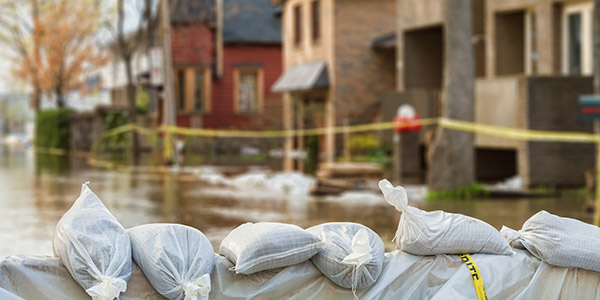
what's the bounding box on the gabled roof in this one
[223,0,281,44]
[171,0,216,24]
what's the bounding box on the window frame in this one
[233,67,264,115]
[293,4,302,47]
[562,2,593,75]
[311,0,321,44]
[174,67,211,115]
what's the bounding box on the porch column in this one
[325,91,336,163]
[283,93,294,171]
[296,99,305,172]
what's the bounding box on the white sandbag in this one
[307,222,385,292]
[501,210,600,272]
[378,179,512,255]
[53,183,132,300]
[219,222,323,274]
[128,224,215,300]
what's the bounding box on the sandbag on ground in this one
[129,224,214,300]
[378,179,512,255]
[501,210,600,272]
[307,222,385,290]
[53,183,132,300]
[219,222,323,274]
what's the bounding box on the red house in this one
[170,0,283,130]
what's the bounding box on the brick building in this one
[171,0,283,130]
[388,0,595,186]
[272,0,396,171]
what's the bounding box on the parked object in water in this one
[379,179,512,255]
[311,163,383,195]
[501,210,600,272]
[53,183,132,300]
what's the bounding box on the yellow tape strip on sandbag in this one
[459,254,488,300]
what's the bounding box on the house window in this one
[568,13,582,74]
[311,0,320,43]
[174,68,211,114]
[177,70,186,112]
[294,4,302,46]
[235,68,263,114]
[194,70,205,112]
[562,2,593,75]
[525,10,537,75]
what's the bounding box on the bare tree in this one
[105,0,160,160]
[428,0,475,190]
[0,0,42,112]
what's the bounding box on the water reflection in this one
[0,145,594,257]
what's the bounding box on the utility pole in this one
[161,0,177,165]
[593,0,600,226]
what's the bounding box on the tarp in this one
[2,249,600,299]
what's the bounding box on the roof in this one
[272,61,329,92]
[372,32,396,49]
[223,0,281,44]
[171,0,216,24]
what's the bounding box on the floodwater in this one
[0,145,594,257]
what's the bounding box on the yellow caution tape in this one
[459,254,488,300]
[101,118,600,143]
[102,118,439,139]
[440,118,599,143]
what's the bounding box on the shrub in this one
[136,91,149,115]
[425,183,490,200]
[349,134,382,156]
[35,108,72,150]
[103,111,130,146]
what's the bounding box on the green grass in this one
[426,183,490,200]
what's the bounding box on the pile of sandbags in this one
[45,180,600,300]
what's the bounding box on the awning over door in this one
[271,61,329,92]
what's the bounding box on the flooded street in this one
[0,145,594,257]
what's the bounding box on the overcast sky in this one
[0,0,142,93]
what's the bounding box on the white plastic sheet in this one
[3,249,600,299]
[53,183,132,300]
[129,224,215,300]
[378,179,512,255]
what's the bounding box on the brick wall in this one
[198,45,283,130]
[519,76,595,187]
[334,0,396,124]
[171,24,214,65]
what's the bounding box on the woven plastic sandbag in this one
[53,183,132,300]
[379,179,512,255]
[501,210,600,272]
[219,222,324,274]
[128,224,215,300]
[307,222,385,293]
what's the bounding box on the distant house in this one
[392,0,595,187]
[170,0,283,130]
[0,93,33,137]
[272,0,396,171]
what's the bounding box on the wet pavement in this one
[0,145,594,257]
